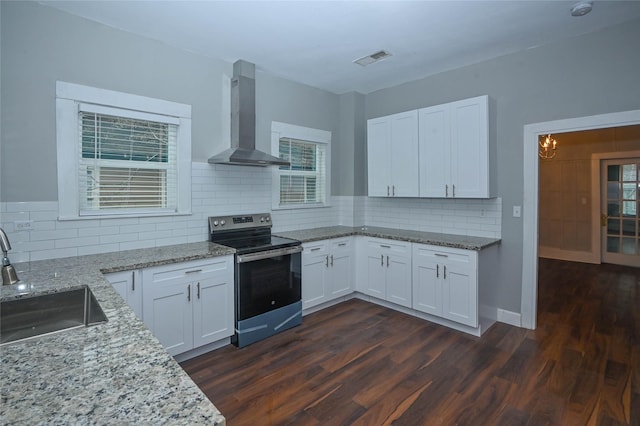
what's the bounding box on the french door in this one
[601,159,640,266]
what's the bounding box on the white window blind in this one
[78,109,178,215]
[278,137,326,205]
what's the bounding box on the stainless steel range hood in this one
[208,60,289,167]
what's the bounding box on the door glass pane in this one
[623,201,636,217]
[622,183,637,201]
[607,218,620,234]
[622,219,636,236]
[608,165,620,181]
[607,237,620,253]
[621,164,636,181]
[608,202,620,217]
[607,182,620,200]
[621,238,636,255]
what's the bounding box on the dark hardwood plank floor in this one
[181,258,640,425]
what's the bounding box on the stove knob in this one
[213,220,219,226]
[260,217,265,222]
[266,216,270,222]
[220,220,226,226]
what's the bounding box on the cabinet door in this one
[365,250,386,298]
[367,116,392,197]
[449,96,489,198]
[418,104,450,197]
[441,259,477,327]
[412,256,442,317]
[386,254,412,308]
[329,239,353,298]
[144,280,193,356]
[302,243,329,309]
[193,272,234,348]
[390,110,419,197]
[104,270,142,320]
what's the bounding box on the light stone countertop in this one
[275,225,501,250]
[0,242,234,425]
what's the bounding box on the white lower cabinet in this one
[142,256,234,356]
[302,238,353,310]
[412,244,478,327]
[363,238,412,308]
[104,270,143,320]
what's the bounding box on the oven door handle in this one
[236,245,303,263]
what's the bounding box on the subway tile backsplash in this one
[0,162,501,262]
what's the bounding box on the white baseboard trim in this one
[497,309,522,327]
[173,337,231,362]
[538,246,599,264]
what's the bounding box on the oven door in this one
[235,245,302,321]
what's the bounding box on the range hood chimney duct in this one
[208,60,289,167]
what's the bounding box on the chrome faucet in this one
[0,227,20,285]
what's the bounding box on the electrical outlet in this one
[513,206,521,218]
[15,220,33,230]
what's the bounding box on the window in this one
[56,82,191,219]
[271,122,330,209]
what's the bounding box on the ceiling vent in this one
[354,50,392,66]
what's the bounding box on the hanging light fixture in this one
[539,134,557,159]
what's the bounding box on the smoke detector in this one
[570,1,593,16]
[354,50,392,67]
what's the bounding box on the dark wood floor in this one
[181,259,640,425]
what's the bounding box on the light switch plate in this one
[513,206,521,218]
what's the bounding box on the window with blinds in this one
[278,137,326,205]
[78,111,178,215]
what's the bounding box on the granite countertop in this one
[275,226,501,250]
[0,241,234,425]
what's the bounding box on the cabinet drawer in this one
[366,238,410,254]
[303,241,329,257]
[331,238,352,252]
[413,245,470,264]
[145,257,231,284]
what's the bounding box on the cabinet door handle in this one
[445,184,448,197]
[131,271,135,291]
[386,255,389,267]
[444,265,447,279]
[185,269,202,274]
[197,282,201,299]
[392,185,395,196]
[310,247,321,252]
[436,264,439,278]
[187,284,191,302]
[387,185,390,197]
[381,254,384,266]
[452,184,455,198]
[435,253,448,258]
[326,255,329,267]
[330,255,334,267]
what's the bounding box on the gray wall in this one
[0,1,340,202]
[365,18,640,313]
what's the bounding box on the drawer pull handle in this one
[185,269,202,274]
[435,253,449,257]
[338,243,347,247]
[310,247,321,252]
[380,245,391,249]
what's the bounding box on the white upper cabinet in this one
[419,95,494,198]
[367,110,419,197]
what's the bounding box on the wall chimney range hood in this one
[208,60,289,167]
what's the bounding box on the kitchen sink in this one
[1,286,108,345]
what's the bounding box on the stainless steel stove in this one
[209,213,302,348]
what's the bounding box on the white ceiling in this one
[39,1,640,94]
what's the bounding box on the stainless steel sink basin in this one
[1,286,108,345]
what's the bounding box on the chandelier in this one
[539,134,557,159]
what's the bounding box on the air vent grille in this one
[354,50,392,67]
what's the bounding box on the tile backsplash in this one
[0,162,501,262]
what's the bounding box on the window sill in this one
[272,203,332,211]
[58,211,193,221]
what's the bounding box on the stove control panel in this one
[209,213,272,232]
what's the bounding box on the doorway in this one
[521,109,640,330]
[601,158,640,267]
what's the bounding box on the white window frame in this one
[56,81,192,220]
[271,121,331,210]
